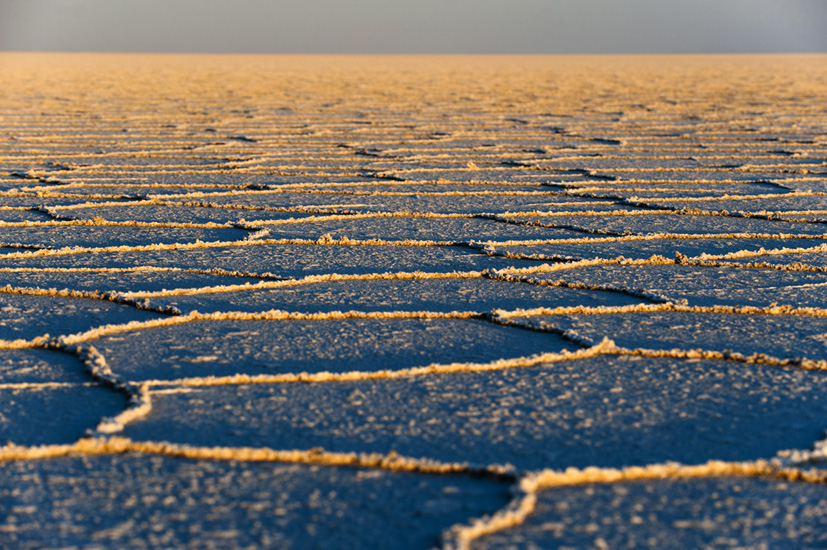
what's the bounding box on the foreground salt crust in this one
[0,452,511,550]
[1,53,827,549]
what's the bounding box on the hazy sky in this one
[1,0,825,54]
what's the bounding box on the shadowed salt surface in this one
[486,236,827,262]
[0,455,511,550]
[475,476,827,550]
[0,387,127,445]
[0,210,52,222]
[147,276,645,314]
[94,318,570,381]
[645,196,827,214]
[249,217,587,242]
[0,225,250,249]
[0,294,162,341]
[200,192,610,215]
[50,203,324,225]
[502,213,827,237]
[531,311,827,361]
[2,53,827,549]
[548,264,827,308]
[124,356,827,471]
[0,244,529,275]
[0,348,89,384]
[0,269,264,294]
[724,250,827,269]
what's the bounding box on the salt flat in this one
[1,53,826,549]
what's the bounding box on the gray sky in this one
[1,0,826,54]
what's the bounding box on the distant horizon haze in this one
[1,0,826,55]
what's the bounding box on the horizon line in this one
[3,50,827,56]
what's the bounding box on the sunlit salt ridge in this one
[1,53,826,549]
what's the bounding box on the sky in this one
[1,0,826,54]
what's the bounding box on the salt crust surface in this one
[477,476,827,549]
[0,269,264,294]
[0,224,249,249]
[1,348,91,384]
[0,455,511,550]
[549,264,827,308]
[146,276,643,314]
[0,293,161,341]
[0,243,526,275]
[94,318,570,380]
[502,213,827,237]
[486,236,827,262]
[533,311,827,361]
[1,53,827,549]
[0,386,128,445]
[123,355,827,472]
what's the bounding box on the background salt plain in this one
[1,53,827,548]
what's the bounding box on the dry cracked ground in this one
[1,53,827,549]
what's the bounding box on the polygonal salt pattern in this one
[2,53,827,549]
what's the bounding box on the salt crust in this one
[2,53,827,548]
